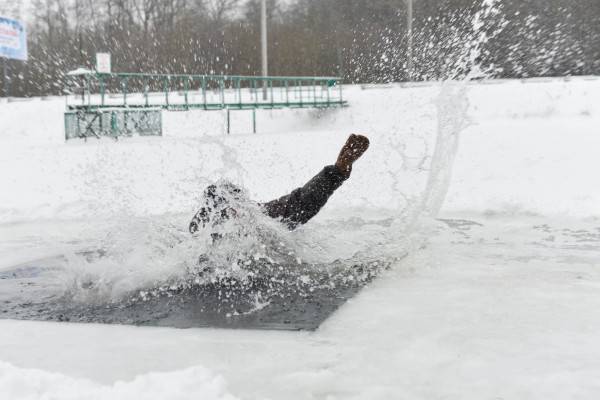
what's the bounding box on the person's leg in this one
[262,134,370,229]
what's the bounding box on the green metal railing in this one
[64,108,162,140]
[66,72,347,111]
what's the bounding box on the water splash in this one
[32,2,506,308]
[419,0,504,219]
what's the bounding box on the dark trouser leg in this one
[262,165,348,229]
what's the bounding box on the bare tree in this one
[3,0,600,96]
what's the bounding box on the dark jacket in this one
[262,165,348,229]
[190,165,347,234]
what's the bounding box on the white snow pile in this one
[0,361,238,400]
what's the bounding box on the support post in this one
[111,111,117,135]
[122,77,128,106]
[184,77,189,110]
[285,80,289,105]
[406,0,413,81]
[2,57,9,98]
[220,78,225,108]
[252,108,256,134]
[261,0,268,100]
[202,77,207,109]
[86,75,91,106]
[237,78,242,108]
[81,75,85,104]
[164,77,169,107]
[144,78,149,107]
[226,108,230,134]
[100,76,105,106]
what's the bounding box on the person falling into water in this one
[189,134,370,234]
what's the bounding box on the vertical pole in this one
[202,77,207,109]
[76,111,82,138]
[226,108,230,134]
[261,0,268,100]
[111,111,117,135]
[64,112,69,140]
[237,78,241,108]
[2,57,9,98]
[164,77,169,107]
[184,77,189,110]
[100,76,105,106]
[86,75,91,106]
[122,77,128,106]
[252,108,256,134]
[285,80,289,105]
[220,78,225,108]
[144,78,149,107]
[406,0,413,81]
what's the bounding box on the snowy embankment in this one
[0,77,600,400]
[444,77,600,218]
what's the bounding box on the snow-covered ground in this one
[0,77,599,399]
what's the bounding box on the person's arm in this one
[262,134,370,229]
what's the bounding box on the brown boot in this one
[335,134,370,178]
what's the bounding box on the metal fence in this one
[63,71,347,139]
[66,72,347,111]
[64,108,162,140]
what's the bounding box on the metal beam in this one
[65,72,347,112]
[2,57,9,98]
[406,0,413,81]
[261,0,268,99]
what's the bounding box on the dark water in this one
[0,255,389,331]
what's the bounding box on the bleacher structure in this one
[64,71,348,140]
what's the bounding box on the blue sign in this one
[0,16,27,61]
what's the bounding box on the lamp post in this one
[406,0,413,81]
[2,57,9,97]
[261,0,268,99]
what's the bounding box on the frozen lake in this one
[0,77,599,399]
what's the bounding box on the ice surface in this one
[1,75,600,398]
[1,217,599,399]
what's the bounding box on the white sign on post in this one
[96,53,111,73]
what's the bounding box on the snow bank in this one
[0,360,238,400]
[443,77,600,218]
[442,116,600,218]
